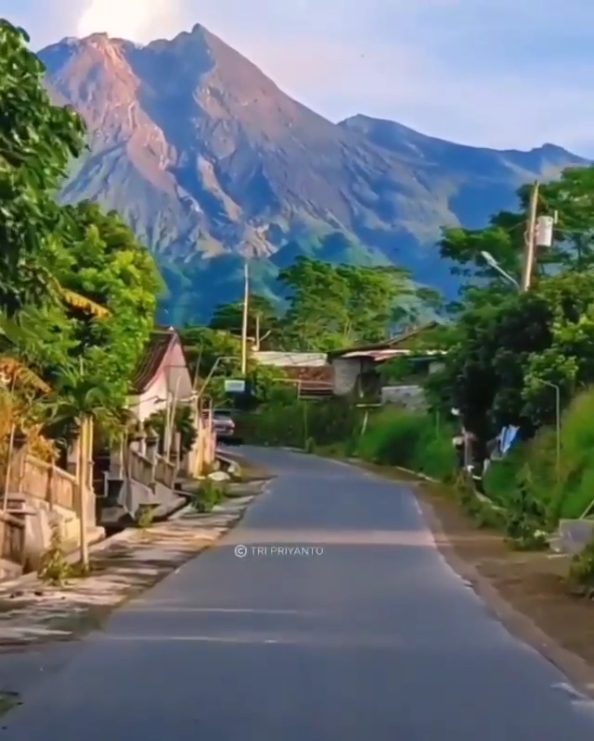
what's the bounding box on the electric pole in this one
[240,260,249,375]
[255,312,261,352]
[521,181,539,292]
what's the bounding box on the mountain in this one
[39,25,589,323]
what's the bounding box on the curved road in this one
[3,448,594,739]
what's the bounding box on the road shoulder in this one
[362,462,594,698]
[0,485,265,649]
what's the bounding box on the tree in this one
[179,326,286,406]
[180,327,242,381]
[0,21,86,316]
[209,294,281,349]
[439,166,594,305]
[0,21,164,463]
[147,406,197,457]
[56,201,163,414]
[539,166,594,270]
[434,271,594,440]
[277,258,418,350]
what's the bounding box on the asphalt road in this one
[3,447,594,739]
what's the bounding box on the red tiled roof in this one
[130,328,177,394]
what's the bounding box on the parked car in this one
[211,409,242,445]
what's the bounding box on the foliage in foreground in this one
[0,21,162,450]
[192,479,227,512]
[244,396,362,450]
[355,408,457,482]
[38,520,73,586]
[484,388,594,523]
[568,533,594,597]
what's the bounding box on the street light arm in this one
[479,251,520,289]
[196,355,239,402]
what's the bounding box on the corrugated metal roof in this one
[327,321,442,359]
[254,351,327,367]
[340,349,447,361]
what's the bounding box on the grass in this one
[485,388,594,524]
[191,479,227,512]
[354,408,457,482]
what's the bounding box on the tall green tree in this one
[179,326,286,405]
[439,166,594,304]
[209,294,281,349]
[433,271,594,439]
[0,21,86,316]
[55,201,163,412]
[0,22,162,430]
[277,257,418,350]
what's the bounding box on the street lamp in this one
[480,251,520,290]
[541,380,561,482]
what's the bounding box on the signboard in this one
[224,379,246,393]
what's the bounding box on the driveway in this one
[2,447,594,739]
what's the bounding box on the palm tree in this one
[57,286,110,319]
[0,294,112,551]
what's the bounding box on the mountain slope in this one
[38,26,588,321]
[339,114,584,229]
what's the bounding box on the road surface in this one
[2,447,594,739]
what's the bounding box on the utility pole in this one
[78,415,90,569]
[521,181,539,292]
[240,260,249,375]
[255,312,261,352]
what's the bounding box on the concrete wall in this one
[381,385,427,410]
[332,357,361,396]
[129,374,168,422]
[428,361,445,374]
[21,497,99,570]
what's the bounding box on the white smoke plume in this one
[75,0,185,42]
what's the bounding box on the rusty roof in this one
[130,328,177,394]
[283,365,333,383]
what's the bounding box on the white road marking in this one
[127,607,310,614]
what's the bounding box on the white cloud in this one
[75,0,185,41]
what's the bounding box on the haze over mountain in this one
[39,24,588,323]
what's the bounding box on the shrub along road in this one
[1,448,594,739]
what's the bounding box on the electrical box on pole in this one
[536,215,554,247]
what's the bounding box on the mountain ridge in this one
[37,25,589,322]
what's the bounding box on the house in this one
[128,328,194,423]
[327,323,447,405]
[253,351,334,399]
[98,327,207,529]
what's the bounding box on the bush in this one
[136,506,155,529]
[484,388,594,526]
[245,398,362,450]
[551,389,594,519]
[192,479,227,512]
[502,465,548,548]
[38,520,73,586]
[567,534,594,596]
[355,409,457,482]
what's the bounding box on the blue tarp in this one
[498,425,519,455]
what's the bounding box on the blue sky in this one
[2,0,593,154]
